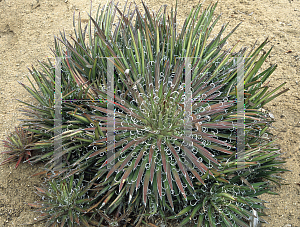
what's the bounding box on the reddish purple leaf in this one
[106,160,122,179]
[209,145,233,154]
[15,156,23,169]
[134,147,145,170]
[185,137,219,165]
[149,144,154,164]
[172,168,187,199]
[150,152,156,183]
[166,142,193,189]
[179,144,213,176]
[204,84,224,98]
[201,135,234,148]
[135,160,146,191]
[157,166,162,198]
[35,187,46,194]
[165,177,174,210]
[120,139,138,155]
[118,149,135,172]
[200,122,235,129]
[143,170,150,206]
[165,159,173,191]
[119,163,134,192]
[114,126,143,131]
[189,166,206,185]
[157,138,167,175]
[128,179,136,203]
[93,137,129,165]
[133,136,149,147]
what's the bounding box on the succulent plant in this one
[168,139,289,226]
[1,0,290,226]
[50,0,239,207]
[0,126,39,168]
[28,173,94,227]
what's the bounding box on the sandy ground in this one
[0,0,299,226]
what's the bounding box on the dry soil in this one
[0,0,299,226]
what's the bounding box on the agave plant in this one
[28,173,95,227]
[0,126,39,168]
[51,0,240,206]
[1,0,290,226]
[168,138,290,226]
[52,1,288,225]
[11,53,108,172]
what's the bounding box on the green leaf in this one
[208,204,216,227]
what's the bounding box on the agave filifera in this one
[169,136,289,226]
[28,173,94,227]
[0,126,38,168]
[52,0,243,207]
[2,0,290,226]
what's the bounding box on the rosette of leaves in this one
[28,173,94,227]
[51,0,288,208]
[0,126,39,168]
[167,83,289,226]
[11,54,106,170]
[7,0,289,226]
[48,0,244,210]
[168,138,290,227]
